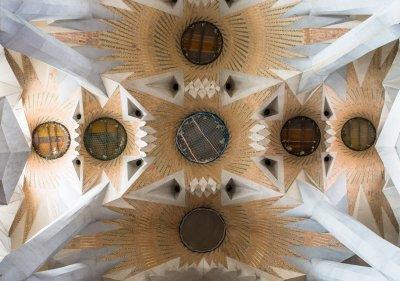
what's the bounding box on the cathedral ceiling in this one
[0,0,400,280]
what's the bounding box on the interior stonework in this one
[0,1,400,281]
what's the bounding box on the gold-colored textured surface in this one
[98,1,302,83]
[303,28,349,44]
[67,193,340,276]
[265,86,326,189]
[4,52,80,245]
[6,0,400,276]
[326,46,399,235]
[79,90,140,192]
[127,88,278,193]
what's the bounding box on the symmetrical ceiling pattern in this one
[0,0,400,281]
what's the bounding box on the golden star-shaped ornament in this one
[325,47,399,235]
[127,87,280,196]
[264,86,326,190]
[98,0,302,84]
[80,89,141,192]
[67,192,341,278]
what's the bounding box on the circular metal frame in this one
[341,117,376,151]
[180,21,224,65]
[175,112,230,164]
[32,121,71,160]
[83,117,128,161]
[179,207,226,253]
[280,116,321,157]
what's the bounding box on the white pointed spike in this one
[101,0,132,10]
[325,174,347,212]
[125,171,185,206]
[270,69,301,94]
[353,185,380,234]
[126,70,184,105]
[220,0,269,16]
[220,69,281,105]
[284,180,326,217]
[0,47,22,103]
[131,0,183,16]
[221,171,282,205]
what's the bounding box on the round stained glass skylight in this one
[179,208,226,253]
[280,116,321,157]
[181,21,223,65]
[32,121,71,160]
[176,112,229,164]
[83,117,127,161]
[341,117,376,151]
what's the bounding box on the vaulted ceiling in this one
[0,1,400,281]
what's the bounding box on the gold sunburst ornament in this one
[6,54,80,190]
[326,46,399,235]
[99,0,302,85]
[264,86,326,190]
[4,52,81,244]
[127,86,281,196]
[79,89,142,193]
[67,192,341,278]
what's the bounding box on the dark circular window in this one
[83,117,127,161]
[181,21,223,65]
[280,116,321,157]
[341,117,376,151]
[179,208,226,253]
[176,112,229,164]
[32,122,71,160]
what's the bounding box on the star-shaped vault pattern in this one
[2,0,400,280]
[128,86,281,197]
[79,89,141,192]
[263,86,326,190]
[97,0,302,84]
[67,192,341,279]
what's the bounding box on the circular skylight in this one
[280,116,321,157]
[181,21,223,65]
[176,112,229,164]
[32,122,71,160]
[341,117,376,151]
[179,208,226,253]
[84,117,127,161]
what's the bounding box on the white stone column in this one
[291,258,389,281]
[287,181,400,281]
[26,263,94,281]
[0,182,112,281]
[285,0,392,16]
[25,259,117,281]
[0,0,116,20]
[285,0,400,93]
[0,3,117,99]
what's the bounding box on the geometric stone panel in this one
[0,98,30,205]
